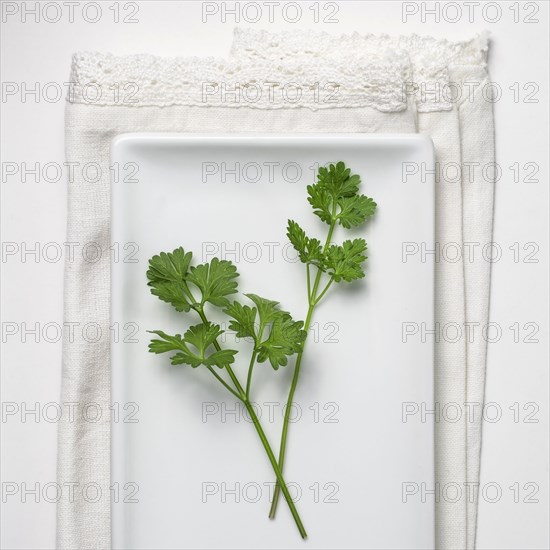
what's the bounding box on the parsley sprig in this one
[146,161,375,537]
[147,248,307,538]
[269,161,376,518]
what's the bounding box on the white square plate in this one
[111,133,434,549]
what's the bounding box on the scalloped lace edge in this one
[231,28,490,112]
[67,51,410,112]
[231,28,489,67]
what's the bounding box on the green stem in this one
[313,278,334,306]
[269,302,315,518]
[188,294,242,400]
[182,281,199,307]
[242,397,307,539]
[206,366,242,400]
[306,263,312,300]
[196,308,307,538]
[269,210,338,519]
[245,349,258,399]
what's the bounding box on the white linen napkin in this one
[59,31,493,550]
[230,29,494,550]
[59,51,415,550]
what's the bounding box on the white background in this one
[1,1,548,549]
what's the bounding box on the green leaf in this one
[147,248,193,283]
[149,280,193,312]
[224,301,258,341]
[202,349,239,368]
[148,329,201,367]
[317,161,360,198]
[286,220,323,266]
[307,184,333,224]
[187,258,239,307]
[147,248,195,311]
[244,293,282,327]
[235,293,307,369]
[183,323,224,356]
[256,314,307,370]
[337,195,377,229]
[148,330,187,354]
[169,352,203,367]
[147,251,239,311]
[148,324,237,369]
[324,238,368,283]
[225,294,307,362]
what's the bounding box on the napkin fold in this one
[59,30,493,550]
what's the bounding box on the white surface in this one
[110,133,435,549]
[1,2,548,550]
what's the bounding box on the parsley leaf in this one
[337,194,377,229]
[324,238,368,283]
[244,293,281,326]
[148,330,187,355]
[187,257,239,307]
[256,314,306,370]
[150,280,193,312]
[287,220,323,266]
[307,184,333,224]
[147,251,240,311]
[183,322,223,355]
[225,294,307,369]
[224,300,258,341]
[148,324,237,368]
[147,248,195,311]
[317,161,360,198]
[147,247,193,282]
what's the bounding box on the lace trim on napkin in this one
[67,51,409,112]
[231,29,489,112]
